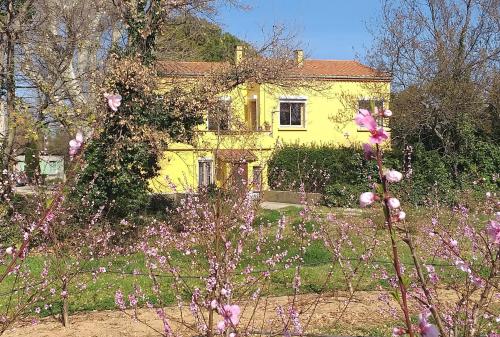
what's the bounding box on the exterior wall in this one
[14,155,65,181]
[259,81,390,147]
[151,79,390,194]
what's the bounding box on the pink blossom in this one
[355,109,389,144]
[486,219,499,244]
[387,198,400,209]
[369,127,389,144]
[355,110,377,130]
[392,327,405,337]
[425,265,439,284]
[217,320,226,331]
[5,247,13,255]
[217,304,241,330]
[418,312,439,337]
[104,93,122,111]
[360,192,375,207]
[69,132,83,156]
[383,109,393,117]
[470,274,484,287]
[397,211,406,221]
[455,259,471,273]
[115,290,126,309]
[385,170,403,183]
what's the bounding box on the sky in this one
[217,0,383,61]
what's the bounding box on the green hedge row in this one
[267,143,499,207]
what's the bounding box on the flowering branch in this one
[356,107,430,337]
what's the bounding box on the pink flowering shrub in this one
[0,92,123,331]
[356,107,499,337]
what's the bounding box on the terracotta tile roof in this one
[216,149,257,163]
[158,59,390,81]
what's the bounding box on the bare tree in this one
[369,0,499,167]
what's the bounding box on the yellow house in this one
[151,48,391,194]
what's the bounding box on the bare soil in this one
[4,291,457,337]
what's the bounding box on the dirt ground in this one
[3,291,454,337]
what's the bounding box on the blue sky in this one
[217,0,382,61]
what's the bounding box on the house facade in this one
[150,48,391,194]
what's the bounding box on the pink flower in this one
[359,192,375,207]
[392,327,405,337]
[5,247,13,255]
[355,109,389,144]
[217,320,226,331]
[387,198,400,209]
[455,259,471,273]
[355,110,377,130]
[486,219,499,244]
[419,312,439,337]
[385,170,403,183]
[397,211,406,221]
[69,132,83,156]
[369,127,389,144]
[217,304,241,330]
[383,109,393,117]
[104,93,122,111]
[470,274,484,287]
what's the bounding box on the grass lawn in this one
[0,205,477,334]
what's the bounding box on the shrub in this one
[268,142,499,207]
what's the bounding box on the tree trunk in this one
[61,279,70,327]
[1,0,17,198]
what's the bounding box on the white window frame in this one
[198,159,214,187]
[278,98,307,128]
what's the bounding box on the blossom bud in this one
[5,247,13,255]
[359,192,375,207]
[392,327,405,337]
[383,109,393,117]
[385,170,403,183]
[387,198,400,209]
[104,93,122,112]
[397,211,406,221]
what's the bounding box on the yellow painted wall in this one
[150,80,390,193]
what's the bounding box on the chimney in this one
[295,50,304,67]
[235,45,244,65]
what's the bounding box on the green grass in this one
[0,206,472,321]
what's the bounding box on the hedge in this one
[267,143,499,207]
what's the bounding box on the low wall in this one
[262,190,322,204]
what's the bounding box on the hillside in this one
[156,15,248,62]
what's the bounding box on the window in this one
[198,160,213,187]
[208,99,231,131]
[248,100,259,131]
[280,101,305,127]
[358,99,385,127]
